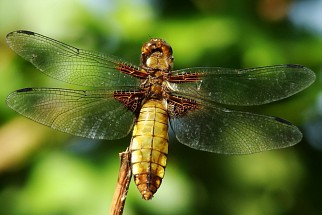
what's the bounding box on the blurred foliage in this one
[0,0,321,215]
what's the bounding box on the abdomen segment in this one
[130,99,168,200]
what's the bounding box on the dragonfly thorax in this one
[141,72,164,99]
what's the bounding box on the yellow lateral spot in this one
[131,136,153,150]
[153,137,168,154]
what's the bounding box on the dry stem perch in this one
[110,148,132,215]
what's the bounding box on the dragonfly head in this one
[141,38,174,71]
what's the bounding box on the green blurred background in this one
[0,0,321,214]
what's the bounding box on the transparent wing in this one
[6,30,140,87]
[170,103,302,154]
[168,65,315,105]
[6,88,136,139]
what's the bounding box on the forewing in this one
[168,65,315,105]
[6,30,140,87]
[6,88,136,139]
[170,104,302,154]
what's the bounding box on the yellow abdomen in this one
[130,99,168,200]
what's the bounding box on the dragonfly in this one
[6,30,315,200]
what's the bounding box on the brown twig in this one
[109,147,132,215]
